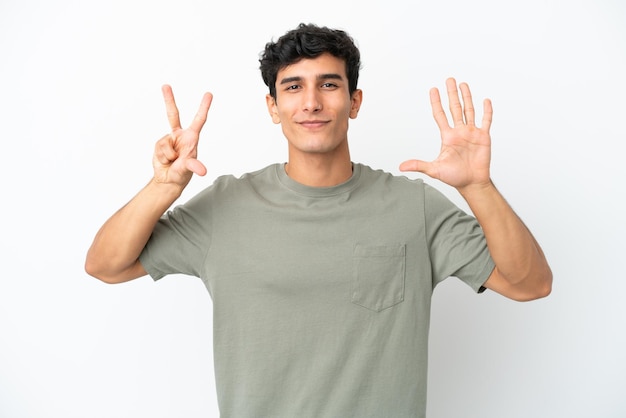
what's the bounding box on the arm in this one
[85,85,213,284]
[400,78,552,301]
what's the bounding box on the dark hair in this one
[259,23,362,99]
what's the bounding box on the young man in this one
[86,23,551,417]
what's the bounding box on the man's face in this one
[266,53,362,159]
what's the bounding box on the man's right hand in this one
[85,86,213,284]
[153,85,213,187]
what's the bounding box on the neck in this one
[285,148,353,187]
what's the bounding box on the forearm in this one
[459,181,552,294]
[85,179,184,283]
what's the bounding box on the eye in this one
[321,82,338,89]
[285,84,300,91]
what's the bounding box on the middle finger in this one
[446,78,464,127]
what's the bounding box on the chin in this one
[298,138,346,154]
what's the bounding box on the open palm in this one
[400,78,493,191]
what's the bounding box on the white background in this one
[1,0,625,417]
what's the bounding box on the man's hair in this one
[259,23,361,100]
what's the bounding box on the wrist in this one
[457,179,496,200]
[147,177,186,201]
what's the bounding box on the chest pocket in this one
[351,244,406,312]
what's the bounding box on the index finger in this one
[188,92,213,134]
[162,84,181,131]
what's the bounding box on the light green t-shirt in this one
[140,163,495,418]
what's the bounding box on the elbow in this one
[85,248,106,282]
[84,259,115,284]
[535,264,553,299]
[528,279,552,301]
[537,268,553,298]
[84,257,100,280]
[84,243,145,284]
[84,257,133,285]
[494,264,553,302]
[518,267,553,302]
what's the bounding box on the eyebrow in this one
[279,73,344,85]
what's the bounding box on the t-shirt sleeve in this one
[139,187,213,281]
[422,183,495,293]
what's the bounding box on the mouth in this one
[298,120,329,129]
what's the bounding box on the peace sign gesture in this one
[400,78,493,192]
[152,85,213,187]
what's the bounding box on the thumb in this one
[399,159,434,175]
[185,158,207,176]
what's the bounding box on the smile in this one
[299,120,329,129]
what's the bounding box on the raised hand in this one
[153,85,213,186]
[399,78,493,191]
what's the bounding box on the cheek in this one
[274,101,298,122]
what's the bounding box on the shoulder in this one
[173,165,279,212]
[356,163,425,192]
[354,164,462,213]
[205,164,279,192]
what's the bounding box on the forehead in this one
[277,53,347,80]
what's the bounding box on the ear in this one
[349,89,363,119]
[266,94,281,124]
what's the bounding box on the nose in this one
[302,89,322,112]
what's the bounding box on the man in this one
[86,23,551,417]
